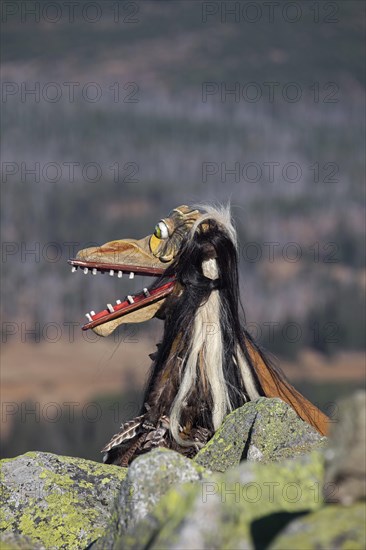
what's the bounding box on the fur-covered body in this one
[70,205,329,467]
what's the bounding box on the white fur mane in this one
[169,203,259,448]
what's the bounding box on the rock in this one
[195,397,325,472]
[116,450,325,549]
[0,532,44,549]
[93,448,209,549]
[194,400,258,472]
[0,451,127,549]
[246,398,326,463]
[118,448,208,531]
[269,502,366,550]
[324,390,366,505]
[3,393,363,550]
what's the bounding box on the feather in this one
[118,434,147,467]
[141,428,168,450]
[141,415,170,450]
[192,426,211,447]
[101,204,329,467]
[101,414,145,453]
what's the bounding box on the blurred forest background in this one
[1,0,365,461]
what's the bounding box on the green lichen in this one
[117,450,325,550]
[101,477,112,485]
[10,483,105,549]
[0,531,44,550]
[213,451,325,548]
[3,394,362,550]
[148,484,199,546]
[94,449,209,549]
[243,450,325,516]
[115,483,200,550]
[247,398,326,464]
[195,398,324,472]
[194,401,258,471]
[37,469,74,488]
[1,452,127,549]
[270,503,366,549]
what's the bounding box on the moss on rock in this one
[247,398,326,463]
[3,394,363,550]
[194,400,258,472]
[0,452,126,549]
[120,448,208,531]
[324,390,366,505]
[114,451,325,549]
[94,448,209,549]
[195,398,325,472]
[269,502,366,550]
[0,532,45,549]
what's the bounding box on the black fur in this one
[142,220,266,429]
[104,214,319,466]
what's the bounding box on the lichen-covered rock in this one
[0,451,127,549]
[0,532,44,550]
[269,502,366,550]
[195,398,325,472]
[194,400,258,472]
[324,390,366,505]
[116,450,325,550]
[94,448,209,549]
[247,398,326,463]
[3,393,363,550]
[119,448,208,531]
